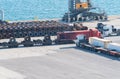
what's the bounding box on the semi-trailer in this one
[75,37,120,57]
[0,29,101,49]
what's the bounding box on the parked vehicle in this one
[42,35,52,45]
[55,29,101,44]
[0,29,101,48]
[7,37,19,48]
[96,23,120,37]
[75,36,120,57]
[21,36,34,47]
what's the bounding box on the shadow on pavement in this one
[60,45,120,61]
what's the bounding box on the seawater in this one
[0,0,120,21]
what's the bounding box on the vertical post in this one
[68,0,76,23]
[69,0,74,12]
[68,0,71,23]
[0,10,4,20]
[87,0,91,7]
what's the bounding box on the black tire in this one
[33,40,42,46]
[54,39,60,45]
[95,16,99,20]
[79,17,82,21]
[100,16,103,20]
[76,43,80,47]
[43,40,52,45]
[23,42,34,47]
[8,44,18,48]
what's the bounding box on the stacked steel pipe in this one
[0,20,79,39]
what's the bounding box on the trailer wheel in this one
[8,44,18,48]
[107,34,111,37]
[24,43,34,47]
[54,39,61,44]
[100,16,103,20]
[2,42,8,47]
[117,32,120,36]
[92,48,97,52]
[79,17,82,21]
[95,16,99,20]
[97,51,101,53]
[33,39,42,46]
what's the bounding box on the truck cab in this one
[55,28,101,44]
[96,23,120,37]
[102,25,114,37]
[74,34,87,47]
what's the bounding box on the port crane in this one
[62,0,107,22]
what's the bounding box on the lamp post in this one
[0,10,4,20]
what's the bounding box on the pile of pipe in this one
[0,20,78,39]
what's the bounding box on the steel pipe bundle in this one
[0,20,80,39]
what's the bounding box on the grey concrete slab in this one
[0,44,120,79]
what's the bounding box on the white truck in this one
[96,23,120,37]
[74,34,86,47]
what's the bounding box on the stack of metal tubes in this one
[0,20,78,39]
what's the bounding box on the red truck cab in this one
[55,29,101,44]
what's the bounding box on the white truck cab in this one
[102,25,113,37]
[74,35,86,47]
[97,23,120,37]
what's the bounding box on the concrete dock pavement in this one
[0,44,120,79]
[0,66,26,79]
[82,15,120,28]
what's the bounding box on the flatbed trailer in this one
[78,43,120,57]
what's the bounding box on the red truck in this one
[55,29,101,44]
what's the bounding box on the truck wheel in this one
[100,16,103,20]
[54,40,59,44]
[95,16,99,20]
[117,33,120,36]
[79,17,82,21]
[107,34,111,37]
[76,43,80,47]
[2,42,8,47]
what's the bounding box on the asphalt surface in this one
[0,36,120,79]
